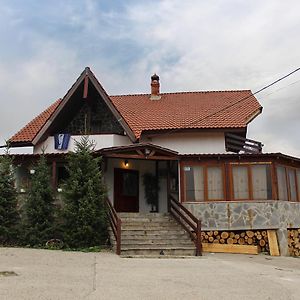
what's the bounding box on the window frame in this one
[181,162,226,202]
[276,164,300,202]
[229,162,274,201]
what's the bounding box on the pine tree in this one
[24,154,55,246]
[62,136,107,248]
[0,148,19,245]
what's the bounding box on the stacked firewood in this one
[288,229,300,257]
[201,230,270,253]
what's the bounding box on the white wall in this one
[33,134,131,154]
[105,158,168,213]
[142,132,226,154]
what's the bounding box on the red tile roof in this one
[110,90,261,138]
[9,90,261,145]
[10,99,62,145]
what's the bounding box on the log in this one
[208,231,213,237]
[227,238,234,244]
[213,231,219,236]
[247,238,253,245]
[220,239,225,244]
[256,234,262,240]
[202,243,259,255]
[221,232,229,239]
[295,243,300,249]
[238,238,245,245]
[259,239,266,247]
[208,236,214,242]
[246,231,255,238]
[240,232,246,238]
[230,232,235,238]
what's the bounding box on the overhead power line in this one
[158,67,300,136]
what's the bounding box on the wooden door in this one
[114,168,139,212]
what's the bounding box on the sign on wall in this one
[54,134,71,150]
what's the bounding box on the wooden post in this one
[167,161,171,212]
[155,161,159,213]
[83,75,89,99]
[196,219,202,256]
[116,219,121,255]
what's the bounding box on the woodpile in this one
[201,230,270,253]
[288,229,300,257]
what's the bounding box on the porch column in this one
[167,160,171,212]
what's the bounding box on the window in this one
[232,166,249,199]
[277,166,300,202]
[288,169,297,201]
[183,165,224,201]
[232,164,273,200]
[207,167,224,200]
[277,166,288,200]
[252,165,272,200]
[297,169,300,201]
[184,166,204,201]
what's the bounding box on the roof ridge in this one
[110,90,252,97]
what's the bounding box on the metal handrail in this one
[169,195,202,256]
[105,198,122,255]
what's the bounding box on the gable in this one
[53,79,124,135]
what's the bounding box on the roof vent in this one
[150,73,161,100]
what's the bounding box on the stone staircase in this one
[109,213,196,257]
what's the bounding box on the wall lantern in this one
[124,159,129,168]
[30,169,35,174]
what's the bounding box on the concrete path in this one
[1,248,300,300]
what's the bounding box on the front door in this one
[114,168,139,212]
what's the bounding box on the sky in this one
[0,0,300,156]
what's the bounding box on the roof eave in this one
[245,106,263,125]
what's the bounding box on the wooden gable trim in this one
[32,67,137,146]
[87,69,137,142]
[97,143,178,161]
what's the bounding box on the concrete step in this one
[120,233,191,240]
[121,223,179,230]
[119,213,169,218]
[120,217,176,223]
[112,239,194,246]
[120,229,188,236]
[121,247,196,256]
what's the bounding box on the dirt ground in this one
[1,247,300,300]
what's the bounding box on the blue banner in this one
[54,134,70,150]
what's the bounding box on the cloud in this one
[0,0,300,156]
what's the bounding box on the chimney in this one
[150,73,161,100]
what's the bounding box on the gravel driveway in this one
[1,247,300,300]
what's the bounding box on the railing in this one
[105,198,122,255]
[225,133,263,154]
[169,195,202,256]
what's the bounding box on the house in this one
[8,67,300,256]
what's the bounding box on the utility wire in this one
[157,67,300,136]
